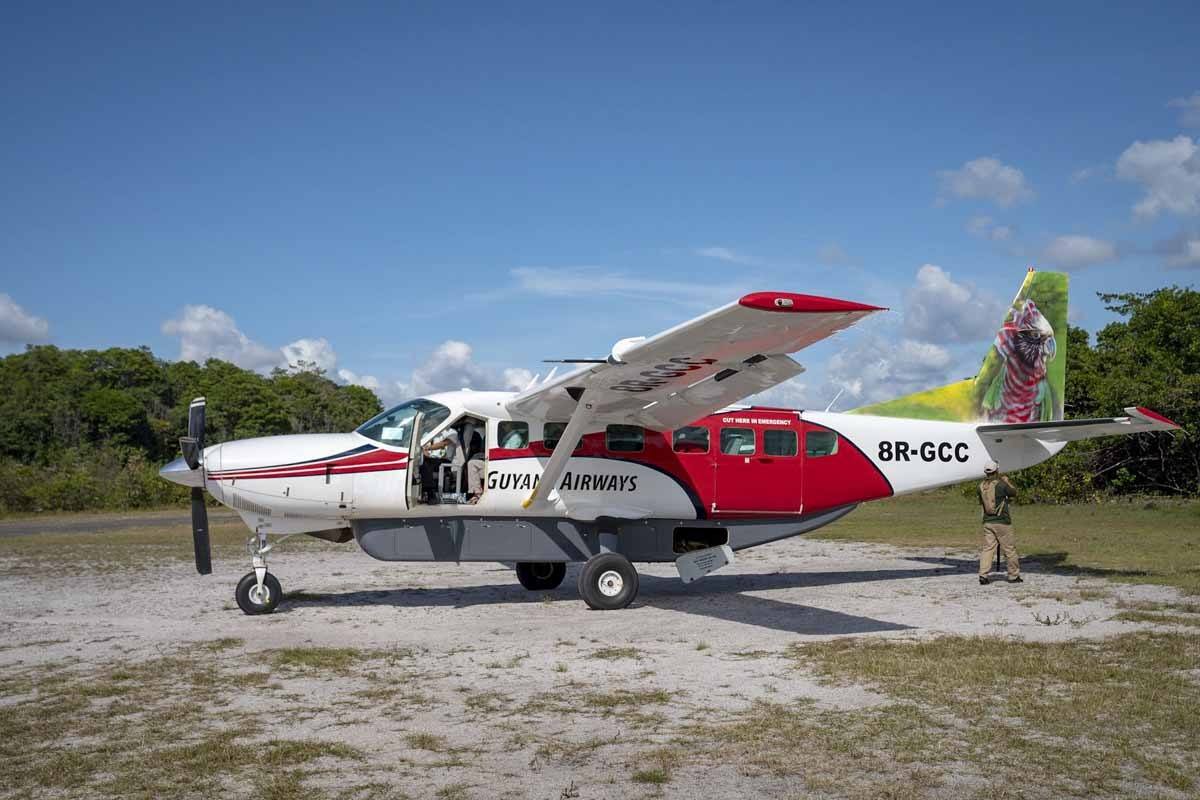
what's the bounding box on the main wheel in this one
[578,553,639,610]
[516,561,567,591]
[235,571,282,615]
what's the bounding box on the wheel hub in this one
[597,570,624,597]
[248,584,271,605]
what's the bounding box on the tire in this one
[516,562,567,591]
[577,553,639,610]
[235,571,282,615]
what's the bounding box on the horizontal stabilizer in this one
[977,407,1179,443]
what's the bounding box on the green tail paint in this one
[851,269,1068,423]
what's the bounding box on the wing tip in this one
[1131,406,1181,429]
[739,292,886,314]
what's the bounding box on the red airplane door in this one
[713,415,803,514]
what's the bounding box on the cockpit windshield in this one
[355,399,450,447]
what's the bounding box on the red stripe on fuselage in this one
[209,447,406,481]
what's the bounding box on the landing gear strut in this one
[235,529,285,615]
[578,552,639,610]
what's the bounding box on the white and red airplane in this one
[161,269,1179,614]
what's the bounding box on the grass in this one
[1113,609,1200,627]
[0,648,368,798]
[775,631,1200,797]
[435,783,471,800]
[405,732,450,751]
[816,489,1200,594]
[0,516,330,574]
[273,646,366,673]
[590,645,641,660]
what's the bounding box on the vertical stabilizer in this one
[851,269,1068,423]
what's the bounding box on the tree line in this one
[0,348,380,512]
[0,285,1195,512]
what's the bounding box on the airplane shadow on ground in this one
[281,561,973,635]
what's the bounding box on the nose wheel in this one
[233,530,287,615]
[236,571,281,614]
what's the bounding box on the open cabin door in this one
[405,411,424,510]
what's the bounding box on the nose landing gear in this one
[234,530,285,615]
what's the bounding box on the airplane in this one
[160,269,1180,615]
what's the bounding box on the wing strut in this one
[522,391,596,509]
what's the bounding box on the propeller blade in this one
[187,397,206,447]
[182,397,207,470]
[191,486,212,575]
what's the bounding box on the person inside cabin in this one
[421,426,463,501]
[462,420,486,504]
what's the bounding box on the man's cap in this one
[984,460,999,474]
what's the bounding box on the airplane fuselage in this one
[163,389,1062,565]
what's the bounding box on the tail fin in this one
[851,269,1068,423]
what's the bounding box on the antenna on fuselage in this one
[824,388,844,412]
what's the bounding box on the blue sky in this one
[2,2,1198,409]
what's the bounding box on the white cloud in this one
[937,157,1034,207]
[393,340,533,400]
[903,264,1006,343]
[161,305,280,370]
[1155,231,1200,269]
[828,336,955,405]
[0,293,50,345]
[1115,135,1200,218]
[1041,235,1118,270]
[337,369,381,391]
[281,337,338,372]
[748,377,809,409]
[693,246,765,267]
[1168,91,1200,127]
[502,367,536,391]
[965,215,1013,241]
[511,266,743,305]
[162,306,386,394]
[815,243,852,266]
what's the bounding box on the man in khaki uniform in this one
[978,460,1022,585]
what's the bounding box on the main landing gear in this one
[235,529,286,615]
[515,562,567,591]
[578,552,639,611]
[515,554,641,610]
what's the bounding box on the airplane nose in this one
[160,456,204,488]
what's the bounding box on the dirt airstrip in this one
[1,516,1196,800]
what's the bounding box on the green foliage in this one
[969,286,1198,501]
[0,347,383,512]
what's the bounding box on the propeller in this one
[179,397,211,575]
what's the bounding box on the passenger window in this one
[673,426,709,454]
[720,427,755,455]
[764,429,798,456]
[806,430,839,457]
[606,424,644,453]
[498,421,529,449]
[542,423,582,451]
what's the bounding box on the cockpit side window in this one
[498,421,529,449]
[356,399,450,447]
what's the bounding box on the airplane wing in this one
[976,407,1180,443]
[508,291,885,430]
[509,291,884,507]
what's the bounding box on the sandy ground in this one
[0,527,1187,799]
